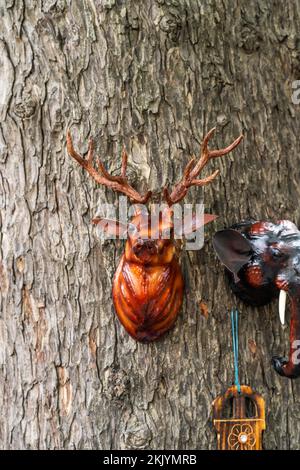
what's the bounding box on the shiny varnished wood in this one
[212,385,266,450]
[67,129,242,342]
[113,255,184,342]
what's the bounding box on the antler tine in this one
[97,147,128,184]
[121,147,128,179]
[97,159,124,183]
[164,127,243,206]
[183,157,196,179]
[87,138,94,165]
[190,127,243,179]
[67,129,88,167]
[67,131,152,204]
[191,169,220,186]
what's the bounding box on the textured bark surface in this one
[1,0,300,450]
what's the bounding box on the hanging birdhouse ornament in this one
[212,384,266,450]
[212,310,266,450]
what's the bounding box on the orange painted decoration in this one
[66,128,242,341]
[212,385,266,450]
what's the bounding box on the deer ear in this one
[212,229,253,281]
[182,213,218,235]
[92,217,134,238]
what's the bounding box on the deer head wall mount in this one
[67,128,243,342]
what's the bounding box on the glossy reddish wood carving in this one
[112,211,184,342]
[67,128,242,342]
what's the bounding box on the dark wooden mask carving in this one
[213,219,300,378]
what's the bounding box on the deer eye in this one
[161,228,171,239]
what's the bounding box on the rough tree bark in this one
[1,0,300,450]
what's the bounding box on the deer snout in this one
[133,239,157,257]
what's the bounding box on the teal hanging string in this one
[231,308,241,393]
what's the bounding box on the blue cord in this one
[231,308,241,393]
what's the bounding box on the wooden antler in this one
[163,128,243,206]
[66,131,152,204]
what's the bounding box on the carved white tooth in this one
[279,290,287,325]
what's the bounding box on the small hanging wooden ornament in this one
[212,310,266,450]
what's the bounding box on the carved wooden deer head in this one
[67,128,242,342]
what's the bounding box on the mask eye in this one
[270,247,283,258]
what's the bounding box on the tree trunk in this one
[1,0,300,450]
